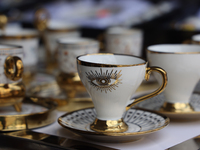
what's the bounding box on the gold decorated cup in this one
[56,37,99,98]
[0,28,39,86]
[77,53,167,133]
[0,44,25,112]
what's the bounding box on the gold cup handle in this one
[126,67,167,110]
[4,56,23,81]
[34,8,50,32]
[0,15,8,31]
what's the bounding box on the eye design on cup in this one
[86,68,122,93]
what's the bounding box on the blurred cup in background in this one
[44,20,80,69]
[147,44,200,112]
[0,28,39,86]
[56,37,99,98]
[105,26,143,56]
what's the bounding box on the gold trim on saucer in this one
[160,102,194,113]
[0,97,57,131]
[58,107,170,138]
[77,53,147,67]
[90,118,128,133]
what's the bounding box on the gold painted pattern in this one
[77,53,147,67]
[86,68,122,93]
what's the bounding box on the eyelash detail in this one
[85,68,122,93]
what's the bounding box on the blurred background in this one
[1,0,200,59]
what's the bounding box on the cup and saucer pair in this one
[58,53,170,143]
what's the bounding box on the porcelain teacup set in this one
[2,11,200,142]
[58,38,200,142]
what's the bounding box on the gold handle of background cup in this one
[0,15,7,31]
[126,67,167,110]
[34,8,50,32]
[4,56,23,81]
[34,8,52,68]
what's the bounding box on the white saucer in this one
[58,107,169,143]
[0,97,57,131]
[136,93,200,120]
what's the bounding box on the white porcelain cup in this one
[105,27,143,56]
[77,53,167,133]
[56,37,99,98]
[0,44,25,111]
[44,20,80,58]
[57,37,99,74]
[147,44,200,112]
[0,28,39,73]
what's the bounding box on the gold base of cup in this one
[160,102,194,113]
[56,72,87,98]
[90,118,128,133]
[0,82,25,112]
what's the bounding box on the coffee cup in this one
[105,27,143,56]
[0,44,25,112]
[44,20,80,68]
[57,37,99,98]
[147,44,200,112]
[34,9,81,73]
[0,28,39,85]
[77,53,167,133]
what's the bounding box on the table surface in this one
[30,80,200,150]
[33,110,200,150]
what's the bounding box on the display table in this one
[33,111,200,150]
